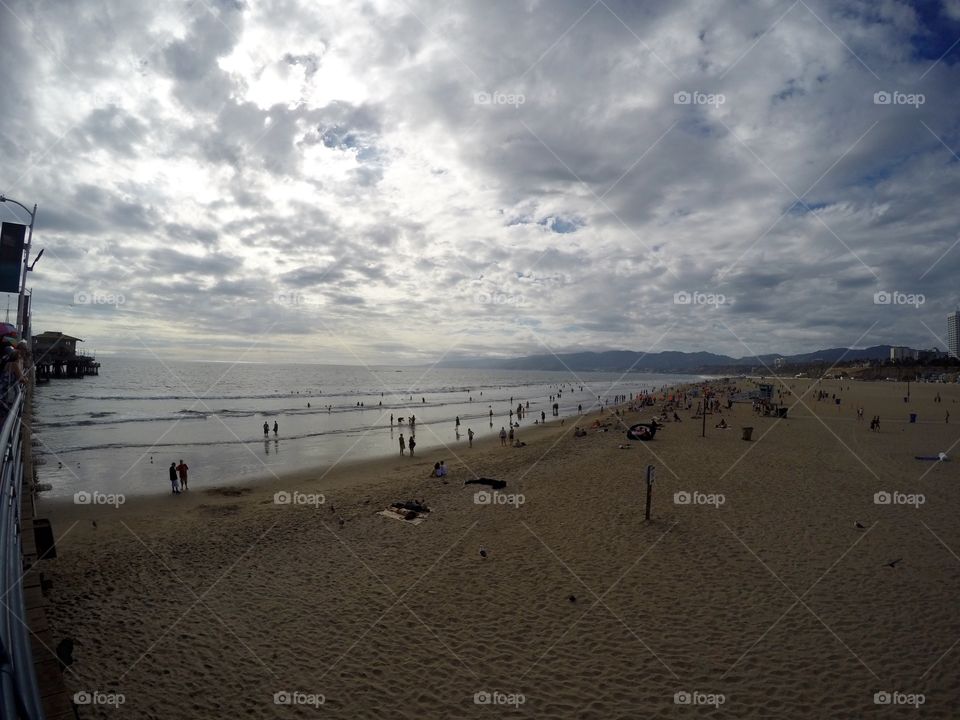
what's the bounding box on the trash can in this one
[909,413,917,423]
[741,427,754,441]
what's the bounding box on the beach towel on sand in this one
[465,478,507,490]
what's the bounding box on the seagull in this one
[479,547,488,559]
[886,558,903,568]
[855,521,866,529]
[91,520,97,529]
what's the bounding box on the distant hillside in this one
[438,346,893,374]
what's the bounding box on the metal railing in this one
[0,388,45,719]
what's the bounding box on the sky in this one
[1,0,959,364]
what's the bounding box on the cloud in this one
[3,0,960,362]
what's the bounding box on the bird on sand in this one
[479,547,488,559]
[886,558,903,568]
[855,521,866,529]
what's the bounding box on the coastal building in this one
[31,330,100,379]
[890,346,917,361]
[949,311,960,358]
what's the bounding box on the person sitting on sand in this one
[432,462,441,477]
[439,461,447,477]
[715,418,728,429]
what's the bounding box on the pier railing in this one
[0,387,45,719]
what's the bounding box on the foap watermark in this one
[674,490,725,508]
[474,291,525,306]
[874,691,925,708]
[874,490,925,509]
[674,90,725,108]
[474,690,525,708]
[873,290,924,308]
[673,290,727,307]
[274,490,325,507]
[74,290,125,306]
[873,90,925,108]
[674,690,725,708]
[74,490,125,508]
[273,290,312,306]
[73,690,125,707]
[273,690,325,708]
[474,490,525,508]
[473,90,525,108]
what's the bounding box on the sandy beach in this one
[37,377,960,718]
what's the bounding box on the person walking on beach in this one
[263,421,269,436]
[409,436,416,456]
[455,416,460,431]
[176,460,189,491]
[499,427,507,446]
[468,428,474,447]
[169,462,180,494]
[399,434,406,455]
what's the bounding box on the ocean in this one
[31,359,701,499]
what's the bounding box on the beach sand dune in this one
[41,378,960,718]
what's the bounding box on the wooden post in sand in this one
[644,465,655,520]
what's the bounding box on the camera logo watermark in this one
[273,691,325,707]
[673,290,727,307]
[74,490,125,508]
[474,91,525,108]
[474,490,525,508]
[674,690,725,708]
[873,91,924,108]
[874,691,925,708]
[674,91,725,108]
[874,491,925,508]
[274,490,326,507]
[73,691,125,707]
[73,291,125,306]
[674,490,725,508]
[873,290,924,308]
[474,690,525,708]
[474,292,525,306]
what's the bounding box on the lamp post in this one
[0,195,37,335]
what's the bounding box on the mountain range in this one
[437,346,895,374]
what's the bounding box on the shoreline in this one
[39,376,960,718]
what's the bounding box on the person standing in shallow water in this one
[169,462,180,494]
[399,434,406,455]
[468,428,474,447]
[273,421,278,435]
[409,436,416,456]
[263,421,269,436]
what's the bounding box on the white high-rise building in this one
[949,311,960,359]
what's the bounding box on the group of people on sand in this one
[168,460,189,494]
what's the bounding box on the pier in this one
[31,332,99,381]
